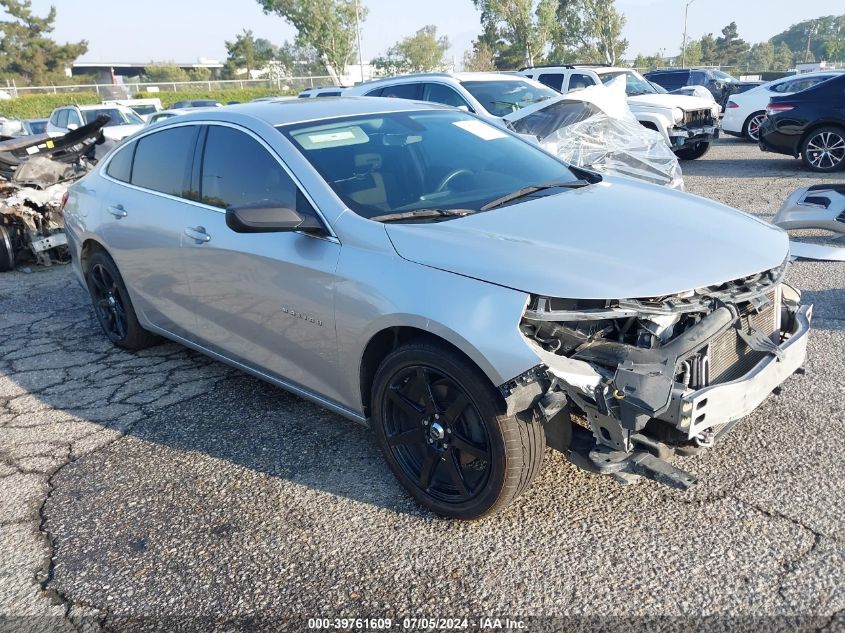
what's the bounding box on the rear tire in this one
[0,225,15,272]
[85,250,159,350]
[371,340,545,520]
[743,111,766,142]
[674,141,711,160]
[801,126,845,173]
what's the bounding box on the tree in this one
[745,41,774,72]
[276,40,324,76]
[373,26,450,74]
[682,39,702,66]
[714,22,749,67]
[548,0,628,66]
[258,0,367,83]
[0,1,87,84]
[225,29,277,76]
[770,15,845,63]
[699,33,717,65]
[772,42,795,71]
[143,64,190,83]
[463,40,496,71]
[472,0,558,69]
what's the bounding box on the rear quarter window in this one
[130,126,198,198]
[379,84,421,100]
[538,73,564,92]
[105,141,135,183]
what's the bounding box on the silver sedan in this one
[63,98,810,519]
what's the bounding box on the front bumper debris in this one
[669,124,719,147]
[511,271,811,490]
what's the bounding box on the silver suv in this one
[64,99,811,519]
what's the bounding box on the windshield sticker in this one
[452,120,508,141]
[294,125,370,150]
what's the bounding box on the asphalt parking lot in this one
[1,137,844,633]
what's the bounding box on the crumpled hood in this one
[628,93,716,112]
[385,177,788,299]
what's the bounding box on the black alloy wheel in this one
[371,341,545,520]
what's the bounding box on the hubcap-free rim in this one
[90,263,128,340]
[748,114,765,141]
[382,365,492,504]
[806,132,845,170]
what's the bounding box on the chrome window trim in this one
[99,119,339,241]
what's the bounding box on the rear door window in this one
[379,83,422,100]
[538,73,564,92]
[422,83,471,108]
[199,125,315,217]
[131,126,199,198]
[566,73,596,91]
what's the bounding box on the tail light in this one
[60,192,69,211]
[726,100,739,109]
[766,103,794,116]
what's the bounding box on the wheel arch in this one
[358,324,507,419]
[799,120,845,153]
[742,110,766,137]
[79,237,113,277]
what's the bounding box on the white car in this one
[722,70,845,141]
[519,66,720,160]
[146,108,197,125]
[46,104,145,142]
[298,86,345,98]
[102,98,163,122]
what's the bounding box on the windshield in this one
[83,108,144,127]
[598,70,658,96]
[460,79,558,117]
[282,110,580,219]
[712,70,738,83]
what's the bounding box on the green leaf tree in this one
[770,15,845,64]
[225,29,278,77]
[143,64,190,83]
[745,41,774,72]
[372,26,450,74]
[714,22,750,67]
[682,39,702,66]
[472,0,558,69]
[699,33,717,65]
[547,0,628,66]
[771,42,795,71]
[463,40,497,71]
[0,0,87,85]
[258,0,367,83]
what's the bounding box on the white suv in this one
[519,65,721,159]
[46,104,145,142]
[344,72,560,121]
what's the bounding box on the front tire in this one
[743,111,766,142]
[371,341,545,520]
[801,126,845,173]
[674,141,711,160]
[86,250,159,350]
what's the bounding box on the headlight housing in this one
[673,108,685,125]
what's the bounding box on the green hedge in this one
[0,88,299,120]
[135,88,297,108]
[1,92,101,119]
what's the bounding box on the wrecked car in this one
[0,116,106,271]
[64,100,811,519]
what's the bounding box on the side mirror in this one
[66,123,79,131]
[226,202,324,234]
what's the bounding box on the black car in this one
[758,73,845,173]
[646,68,761,109]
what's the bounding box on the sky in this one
[28,0,845,67]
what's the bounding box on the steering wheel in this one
[435,168,473,193]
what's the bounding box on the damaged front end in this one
[505,260,812,488]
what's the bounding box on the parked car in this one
[21,118,48,135]
[519,66,720,159]
[645,68,760,109]
[146,108,196,125]
[102,98,163,122]
[64,99,811,519]
[251,96,299,103]
[171,99,223,109]
[723,70,845,141]
[46,104,145,142]
[298,87,345,98]
[758,73,845,172]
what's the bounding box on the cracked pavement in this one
[1,138,844,632]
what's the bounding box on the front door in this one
[180,124,343,402]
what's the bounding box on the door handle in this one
[107,204,127,218]
[184,226,211,243]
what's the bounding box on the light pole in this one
[355,0,364,84]
[682,0,697,67]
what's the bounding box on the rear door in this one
[178,123,343,401]
[98,124,201,338]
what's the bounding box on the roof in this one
[347,71,533,93]
[169,97,445,128]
